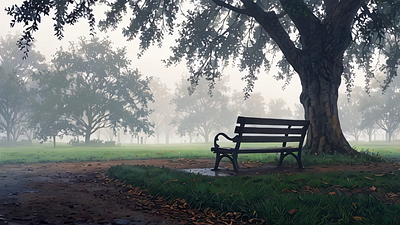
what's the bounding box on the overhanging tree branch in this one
[238,0,301,70]
[325,0,339,17]
[326,0,363,33]
[212,0,251,16]
[279,0,321,38]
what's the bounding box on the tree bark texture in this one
[298,58,356,155]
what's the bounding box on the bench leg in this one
[211,153,222,171]
[278,152,304,169]
[297,151,304,169]
[232,153,239,173]
[212,152,240,172]
[278,152,285,166]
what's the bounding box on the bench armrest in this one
[213,133,237,148]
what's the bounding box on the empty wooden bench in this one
[211,116,309,172]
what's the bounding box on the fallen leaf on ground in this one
[386,192,398,198]
[353,216,363,221]
[288,209,298,215]
[374,174,385,177]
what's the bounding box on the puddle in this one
[179,168,232,177]
[8,190,40,195]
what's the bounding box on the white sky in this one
[0,1,364,110]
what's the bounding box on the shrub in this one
[104,141,116,146]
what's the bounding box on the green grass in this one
[1,141,399,223]
[0,141,395,165]
[350,141,400,162]
[0,143,213,164]
[108,164,400,224]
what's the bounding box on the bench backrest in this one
[234,116,309,148]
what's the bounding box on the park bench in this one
[211,116,310,172]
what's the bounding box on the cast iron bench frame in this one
[211,116,310,172]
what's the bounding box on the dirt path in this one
[1,159,399,225]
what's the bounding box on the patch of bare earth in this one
[0,159,399,225]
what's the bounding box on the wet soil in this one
[0,159,399,225]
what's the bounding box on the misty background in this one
[0,0,398,145]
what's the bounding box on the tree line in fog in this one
[1,34,399,146]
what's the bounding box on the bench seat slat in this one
[212,147,299,154]
[235,136,303,143]
[237,116,309,126]
[234,127,304,134]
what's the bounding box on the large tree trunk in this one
[387,131,392,142]
[6,128,11,142]
[364,128,374,142]
[204,132,209,143]
[354,132,359,142]
[299,59,358,156]
[85,132,91,144]
[53,135,56,148]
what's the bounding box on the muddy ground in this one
[1,159,399,225]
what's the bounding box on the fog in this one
[0,1,397,145]
[0,0,302,105]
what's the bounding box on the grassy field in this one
[350,141,400,162]
[0,143,214,164]
[108,164,400,224]
[1,141,399,224]
[0,141,398,165]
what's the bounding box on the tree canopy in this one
[6,0,400,155]
[358,75,400,142]
[231,91,267,117]
[0,34,46,142]
[0,68,31,142]
[148,77,175,144]
[171,77,235,143]
[31,37,154,144]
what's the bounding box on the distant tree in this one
[0,68,31,142]
[266,98,292,118]
[338,101,363,141]
[360,119,378,142]
[172,77,235,143]
[50,37,153,144]
[0,34,47,142]
[0,34,47,77]
[231,91,266,117]
[30,70,72,148]
[360,87,400,142]
[293,103,304,120]
[148,78,175,144]
[338,87,364,141]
